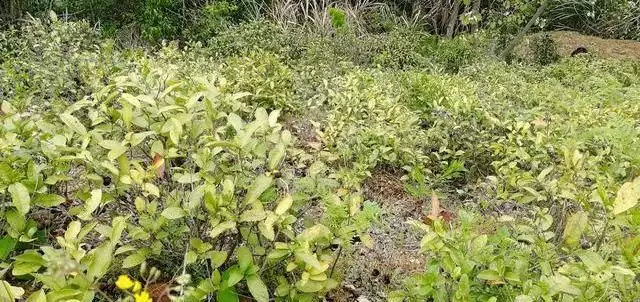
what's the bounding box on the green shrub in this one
[423,35,484,73]
[139,0,182,41]
[185,1,239,42]
[208,21,297,58]
[531,33,560,65]
[3,14,640,302]
[0,20,379,301]
[329,7,347,30]
[220,51,295,111]
[390,206,640,301]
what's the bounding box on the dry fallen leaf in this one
[531,118,548,129]
[148,282,171,302]
[426,192,441,221]
[152,153,165,179]
[423,193,455,224]
[307,141,322,150]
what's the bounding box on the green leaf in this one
[0,236,17,260]
[87,242,113,280]
[64,221,81,243]
[237,247,253,272]
[130,131,155,147]
[297,224,331,243]
[576,250,606,272]
[226,266,244,287]
[217,287,239,302]
[44,174,73,185]
[12,262,42,275]
[110,216,127,242]
[209,250,228,268]
[612,177,640,215]
[562,211,588,248]
[244,175,273,205]
[210,221,236,238]
[268,109,281,127]
[470,234,488,251]
[387,291,406,302]
[5,210,26,232]
[268,143,285,170]
[227,113,244,132]
[349,194,363,216]
[537,166,554,181]
[174,173,200,184]
[144,183,160,197]
[246,274,269,302]
[295,252,324,271]
[0,280,24,300]
[186,250,198,265]
[77,189,102,220]
[477,270,501,281]
[43,288,82,301]
[258,214,276,241]
[122,251,146,268]
[240,206,266,222]
[255,108,269,126]
[121,93,141,108]
[33,194,65,207]
[547,274,581,295]
[26,289,46,302]
[267,249,290,260]
[275,195,293,215]
[295,279,324,293]
[8,183,30,216]
[78,221,98,242]
[515,296,533,302]
[59,113,87,135]
[360,233,374,249]
[99,140,128,161]
[161,207,186,220]
[162,118,182,145]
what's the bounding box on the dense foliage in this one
[2,0,640,43]
[1,6,640,302]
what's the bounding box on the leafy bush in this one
[185,1,240,42]
[390,204,640,301]
[220,51,295,111]
[3,13,640,302]
[328,7,347,30]
[208,21,299,58]
[0,20,378,301]
[531,33,559,65]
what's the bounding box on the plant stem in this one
[595,216,609,252]
[329,246,343,278]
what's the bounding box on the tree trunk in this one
[500,0,550,59]
[470,0,481,33]
[446,0,462,38]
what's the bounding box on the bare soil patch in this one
[330,170,427,302]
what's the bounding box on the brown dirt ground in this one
[523,31,640,60]
[328,170,428,302]
[549,31,640,59]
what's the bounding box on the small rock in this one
[356,296,371,302]
[343,284,360,295]
[376,291,387,298]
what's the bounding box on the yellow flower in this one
[132,281,142,293]
[115,275,135,290]
[134,291,153,302]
